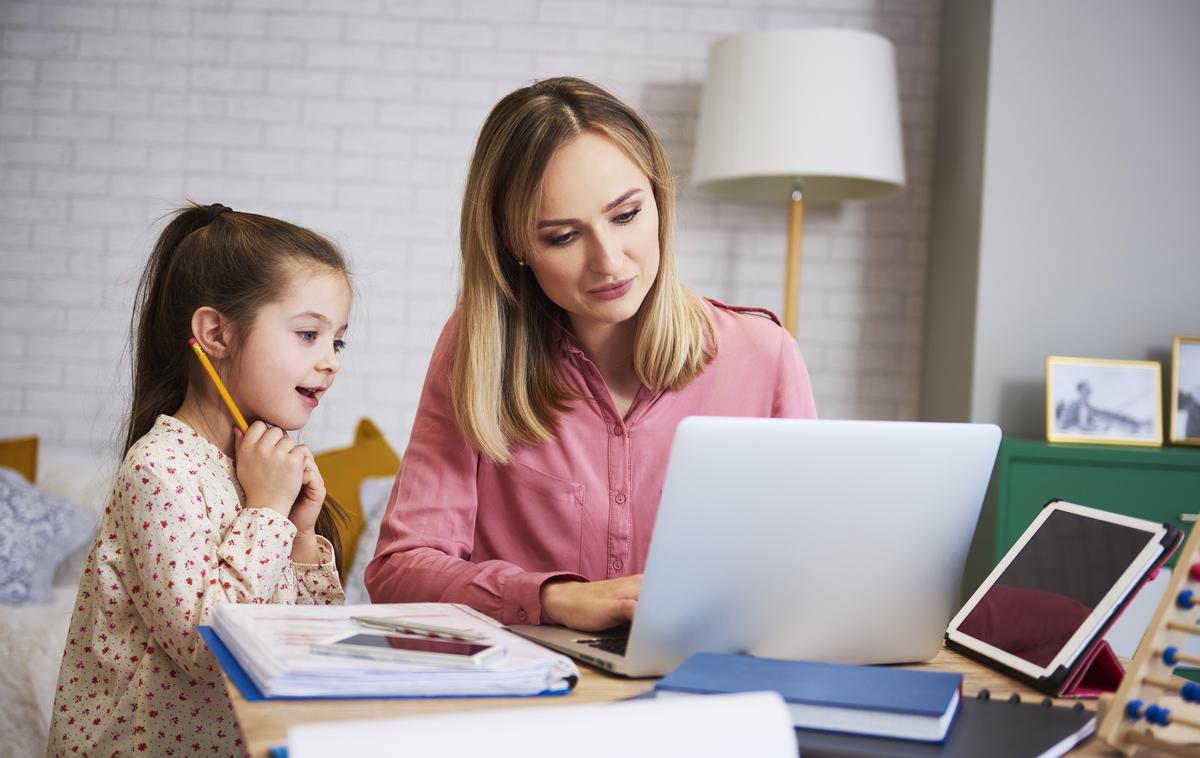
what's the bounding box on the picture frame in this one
[1170,336,1200,446]
[1046,356,1162,447]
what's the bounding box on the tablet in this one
[947,500,1174,687]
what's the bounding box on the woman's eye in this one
[547,231,577,247]
[298,331,317,343]
[333,340,347,354]
[614,207,641,224]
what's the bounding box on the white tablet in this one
[946,500,1175,688]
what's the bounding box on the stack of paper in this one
[209,602,578,698]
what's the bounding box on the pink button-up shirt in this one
[365,299,817,625]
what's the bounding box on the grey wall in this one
[919,0,990,423]
[923,0,1200,436]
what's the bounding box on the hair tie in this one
[206,203,232,223]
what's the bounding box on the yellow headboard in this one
[315,419,401,570]
[0,435,38,483]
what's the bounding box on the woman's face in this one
[526,131,660,335]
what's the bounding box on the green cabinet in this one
[994,439,1200,563]
[963,439,1200,595]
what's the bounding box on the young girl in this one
[47,203,351,757]
[366,78,817,631]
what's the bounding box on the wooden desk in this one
[227,646,1163,757]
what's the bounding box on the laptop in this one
[509,417,1001,678]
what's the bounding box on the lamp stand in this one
[783,187,805,337]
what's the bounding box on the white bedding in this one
[0,584,77,758]
[0,453,112,758]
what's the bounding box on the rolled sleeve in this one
[503,571,588,626]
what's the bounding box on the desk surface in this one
[224,647,1165,757]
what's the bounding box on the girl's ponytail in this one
[124,205,216,455]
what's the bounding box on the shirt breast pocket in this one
[476,460,585,574]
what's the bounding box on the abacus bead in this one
[1185,682,1200,702]
[1157,707,1172,726]
[1190,563,1200,582]
[1126,699,1144,720]
[1177,589,1195,609]
[1164,646,1181,665]
[1123,695,1142,719]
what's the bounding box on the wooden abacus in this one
[1098,518,1200,756]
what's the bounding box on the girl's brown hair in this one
[453,77,714,463]
[126,202,351,573]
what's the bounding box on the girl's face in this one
[227,265,351,432]
[527,131,660,335]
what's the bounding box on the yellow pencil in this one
[188,338,249,432]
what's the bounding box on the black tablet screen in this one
[957,509,1158,667]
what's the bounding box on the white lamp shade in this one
[692,27,906,203]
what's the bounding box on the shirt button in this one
[517,609,528,622]
[614,492,626,504]
[613,560,624,571]
[613,425,623,436]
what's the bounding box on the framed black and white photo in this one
[1171,336,1200,446]
[1046,356,1162,446]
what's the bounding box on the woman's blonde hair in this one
[453,77,714,463]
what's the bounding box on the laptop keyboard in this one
[578,636,629,656]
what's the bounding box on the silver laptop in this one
[509,417,1001,678]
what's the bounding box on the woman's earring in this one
[516,259,528,267]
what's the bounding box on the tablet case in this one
[946,499,1182,698]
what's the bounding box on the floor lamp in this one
[692,28,907,337]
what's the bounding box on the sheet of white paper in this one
[289,691,797,758]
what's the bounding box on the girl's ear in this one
[191,307,234,359]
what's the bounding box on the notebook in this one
[654,653,962,742]
[793,693,1096,758]
[203,602,578,700]
[510,418,1001,677]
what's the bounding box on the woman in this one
[366,77,817,632]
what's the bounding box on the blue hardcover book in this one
[654,653,962,742]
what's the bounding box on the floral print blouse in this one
[47,415,343,757]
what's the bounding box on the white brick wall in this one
[1,0,941,462]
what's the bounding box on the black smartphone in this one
[312,632,505,668]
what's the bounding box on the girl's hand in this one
[288,446,326,534]
[234,422,305,517]
[539,575,642,631]
[288,447,328,565]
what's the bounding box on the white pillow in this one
[342,476,397,605]
[38,452,115,587]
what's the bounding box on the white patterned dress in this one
[47,415,343,757]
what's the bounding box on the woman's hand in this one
[234,422,304,517]
[539,575,642,631]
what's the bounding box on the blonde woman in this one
[366,78,817,632]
